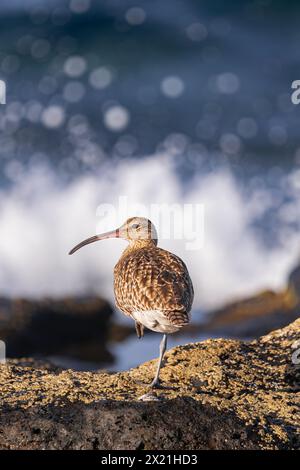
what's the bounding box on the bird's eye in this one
[131,223,140,229]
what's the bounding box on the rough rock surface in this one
[0,319,299,450]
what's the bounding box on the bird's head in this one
[120,217,157,242]
[69,217,157,255]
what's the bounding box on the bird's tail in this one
[167,311,190,327]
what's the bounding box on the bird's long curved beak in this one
[68,228,119,255]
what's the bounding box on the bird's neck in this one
[123,239,157,255]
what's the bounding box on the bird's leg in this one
[135,321,144,339]
[149,334,167,388]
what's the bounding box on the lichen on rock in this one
[0,319,299,450]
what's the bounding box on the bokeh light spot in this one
[103,105,130,132]
[217,72,240,94]
[64,56,87,77]
[161,76,184,98]
[41,105,66,129]
[89,67,112,89]
[125,7,146,25]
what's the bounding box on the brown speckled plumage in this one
[69,216,194,389]
[114,244,193,330]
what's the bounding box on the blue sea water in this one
[0,0,299,178]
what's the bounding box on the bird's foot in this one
[138,391,160,401]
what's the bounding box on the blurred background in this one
[0,0,300,371]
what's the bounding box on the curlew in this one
[69,217,194,388]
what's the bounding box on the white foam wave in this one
[0,154,299,313]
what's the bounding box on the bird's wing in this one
[114,247,194,325]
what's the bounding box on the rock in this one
[0,297,113,364]
[0,319,299,450]
[201,288,299,338]
[197,257,300,339]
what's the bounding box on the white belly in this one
[131,310,180,334]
